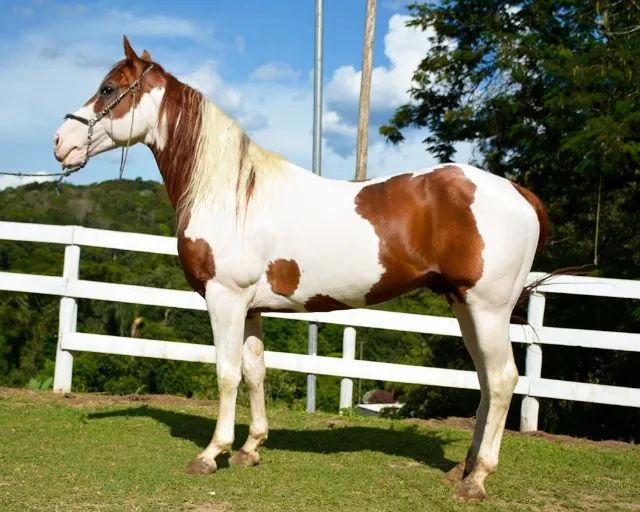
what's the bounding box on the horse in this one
[53,37,548,501]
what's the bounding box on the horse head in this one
[53,36,165,170]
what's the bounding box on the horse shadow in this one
[87,405,459,473]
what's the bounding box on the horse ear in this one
[141,49,152,61]
[123,35,139,62]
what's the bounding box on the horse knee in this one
[217,365,242,392]
[242,336,265,389]
[486,360,518,403]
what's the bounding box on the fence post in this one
[520,292,546,431]
[53,244,80,393]
[339,327,356,411]
[306,322,318,412]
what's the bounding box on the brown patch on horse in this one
[91,59,165,120]
[266,259,301,296]
[511,182,549,251]
[235,134,251,217]
[355,166,484,303]
[245,166,256,204]
[177,231,215,297]
[148,73,203,212]
[305,294,351,312]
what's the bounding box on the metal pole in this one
[306,322,318,412]
[355,0,377,181]
[307,0,323,412]
[312,0,324,176]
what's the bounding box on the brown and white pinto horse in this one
[53,38,548,500]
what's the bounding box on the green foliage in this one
[382,0,640,439]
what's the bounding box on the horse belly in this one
[250,190,386,312]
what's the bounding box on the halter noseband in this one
[63,63,155,172]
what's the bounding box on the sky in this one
[0,0,472,190]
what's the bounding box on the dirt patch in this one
[189,503,232,512]
[519,429,633,450]
[405,414,636,450]
[406,416,475,432]
[0,387,217,410]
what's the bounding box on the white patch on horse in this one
[458,163,539,307]
[101,87,166,145]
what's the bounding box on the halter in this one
[63,63,155,174]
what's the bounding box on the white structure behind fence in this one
[1,221,639,431]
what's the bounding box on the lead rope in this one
[0,63,153,191]
[118,89,136,180]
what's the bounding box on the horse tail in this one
[511,182,549,252]
[510,181,551,322]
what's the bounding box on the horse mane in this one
[151,69,286,229]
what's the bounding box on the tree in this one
[382,0,640,275]
[381,0,640,440]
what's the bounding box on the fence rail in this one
[1,221,639,431]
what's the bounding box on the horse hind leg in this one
[229,315,268,467]
[447,300,518,500]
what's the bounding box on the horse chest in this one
[177,233,216,297]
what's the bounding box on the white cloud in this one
[179,61,243,112]
[106,10,206,40]
[325,14,432,124]
[323,111,357,138]
[0,173,54,191]
[250,62,301,82]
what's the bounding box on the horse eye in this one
[100,85,115,96]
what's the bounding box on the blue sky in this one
[0,0,470,189]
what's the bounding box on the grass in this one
[0,388,639,512]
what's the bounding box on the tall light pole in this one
[312,0,324,176]
[307,0,324,413]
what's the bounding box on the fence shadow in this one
[88,406,458,473]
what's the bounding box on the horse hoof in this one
[185,458,216,475]
[454,479,487,501]
[229,449,260,467]
[442,462,465,484]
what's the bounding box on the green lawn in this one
[1,388,638,512]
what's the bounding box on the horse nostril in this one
[54,134,60,147]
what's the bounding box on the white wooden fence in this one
[1,221,639,431]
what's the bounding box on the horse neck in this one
[147,75,289,225]
[147,75,203,210]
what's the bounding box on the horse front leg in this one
[186,283,249,475]
[229,314,268,467]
